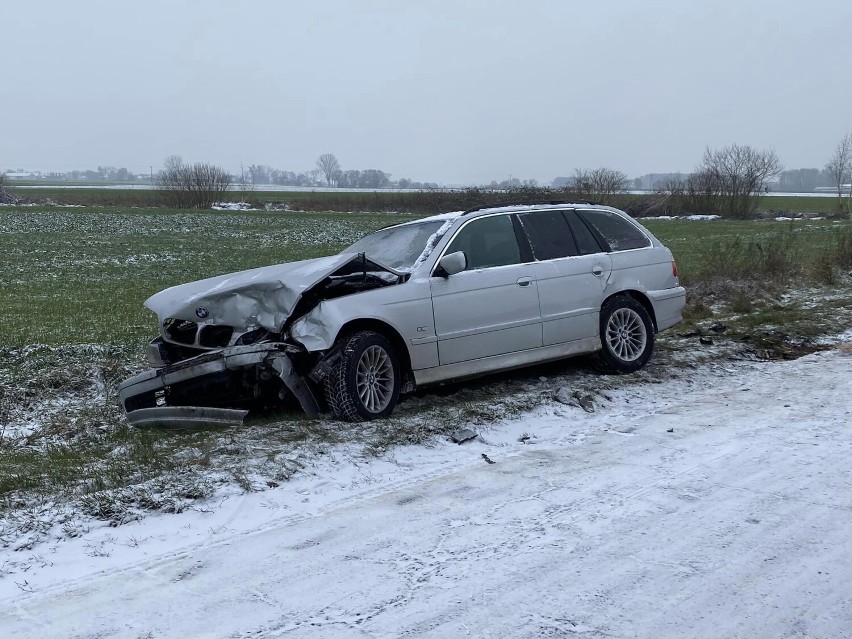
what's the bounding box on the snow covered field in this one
[1,348,849,638]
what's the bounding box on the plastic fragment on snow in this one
[451,428,478,444]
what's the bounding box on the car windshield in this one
[342,220,447,270]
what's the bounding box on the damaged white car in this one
[118,203,686,425]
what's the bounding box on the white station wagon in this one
[119,202,685,425]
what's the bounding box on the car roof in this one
[460,202,611,216]
[388,202,627,230]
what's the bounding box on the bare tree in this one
[316,154,340,187]
[154,157,232,209]
[825,134,852,214]
[163,155,183,173]
[0,172,22,205]
[568,167,628,204]
[698,144,782,219]
[651,171,725,216]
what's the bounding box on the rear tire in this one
[594,295,654,374]
[324,331,401,422]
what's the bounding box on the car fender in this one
[289,279,439,370]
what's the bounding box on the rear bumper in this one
[647,286,686,332]
[118,343,319,426]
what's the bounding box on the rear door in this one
[517,209,611,346]
[430,214,542,365]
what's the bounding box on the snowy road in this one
[2,350,851,638]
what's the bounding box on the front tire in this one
[324,331,401,422]
[594,296,655,374]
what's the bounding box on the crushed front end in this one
[118,342,321,427]
[118,252,405,427]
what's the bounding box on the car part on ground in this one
[124,406,249,429]
[119,203,686,425]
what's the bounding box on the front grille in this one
[163,318,238,350]
[163,318,198,345]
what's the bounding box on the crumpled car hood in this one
[145,253,374,332]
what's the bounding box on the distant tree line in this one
[8,166,146,182]
[241,154,436,190]
[14,134,852,217]
[775,168,836,192]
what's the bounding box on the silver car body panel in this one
[289,276,440,371]
[413,336,601,386]
[532,253,612,346]
[430,263,542,365]
[647,287,687,331]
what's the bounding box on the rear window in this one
[518,210,578,260]
[577,209,651,252]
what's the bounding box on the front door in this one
[430,214,542,366]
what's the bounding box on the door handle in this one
[592,266,603,276]
[517,277,533,287]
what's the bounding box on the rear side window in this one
[565,211,604,255]
[577,209,651,251]
[445,214,521,270]
[518,210,578,260]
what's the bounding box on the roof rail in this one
[461,200,602,215]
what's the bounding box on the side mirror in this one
[438,251,467,277]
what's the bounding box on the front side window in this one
[577,209,651,252]
[518,210,578,260]
[445,214,521,270]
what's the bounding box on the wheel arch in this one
[335,318,413,377]
[602,289,658,332]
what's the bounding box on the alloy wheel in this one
[605,307,648,362]
[355,345,395,413]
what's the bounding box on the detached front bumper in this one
[118,343,320,427]
[125,406,250,428]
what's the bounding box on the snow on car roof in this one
[461,202,617,215]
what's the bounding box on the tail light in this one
[672,260,679,279]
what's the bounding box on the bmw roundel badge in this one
[195,307,209,319]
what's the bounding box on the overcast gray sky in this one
[1,0,849,184]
